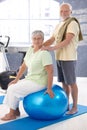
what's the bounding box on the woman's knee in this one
[7,84,16,92]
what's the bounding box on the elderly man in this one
[42,3,83,114]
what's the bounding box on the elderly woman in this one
[1,30,54,121]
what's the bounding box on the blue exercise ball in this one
[23,84,68,120]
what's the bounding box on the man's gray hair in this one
[60,3,72,11]
[32,30,44,40]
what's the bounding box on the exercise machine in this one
[0,35,16,90]
[0,35,10,72]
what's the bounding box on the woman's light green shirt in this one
[24,47,52,86]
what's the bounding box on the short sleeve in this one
[41,51,53,66]
[67,21,79,36]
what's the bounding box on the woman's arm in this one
[44,64,54,98]
[15,62,27,81]
[8,62,27,86]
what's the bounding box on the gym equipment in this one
[0,70,16,90]
[0,35,16,90]
[0,35,10,72]
[23,84,68,120]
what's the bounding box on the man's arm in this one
[53,33,74,50]
[43,36,55,46]
[42,33,74,51]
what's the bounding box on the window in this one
[0,0,59,47]
[0,0,29,46]
[29,0,59,41]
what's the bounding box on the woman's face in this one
[32,34,43,48]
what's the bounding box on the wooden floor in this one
[0,77,87,130]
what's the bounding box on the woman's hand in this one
[8,79,18,87]
[44,89,54,98]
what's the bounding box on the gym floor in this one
[0,77,87,130]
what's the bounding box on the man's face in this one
[60,5,72,20]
